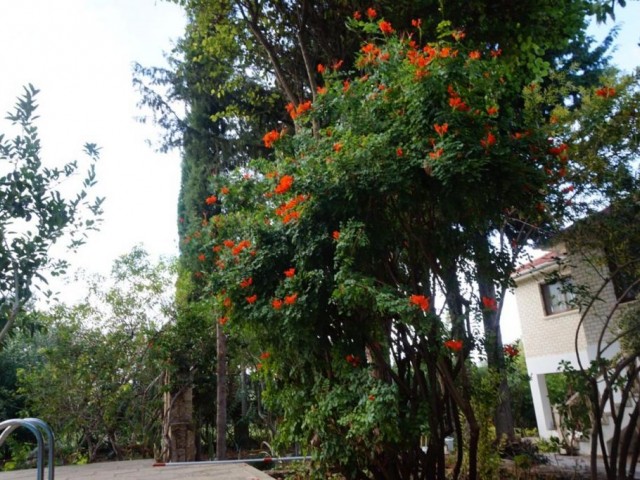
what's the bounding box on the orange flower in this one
[345,354,360,366]
[486,106,498,116]
[434,123,448,136]
[411,18,422,28]
[343,80,350,92]
[284,268,295,278]
[274,175,294,195]
[205,195,217,205]
[332,230,340,240]
[284,293,298,305]
[232,239,251,256]
[366,7,377,19]
[452,30,465,41]
[286,101,312,120]
[409,294,430,312]
[272,298,283,310]
[332,59,344,70]
[240,277,253,288]
[548,143,568,156]
[333,142,343,152]
[198,253,206,262]
[353,10,362,20]
[504,344,519,358]
[379,20,394,35]
[429,148,444,159]
[396,147,403,157]
[263,129,280,148]
[368,394,376,401]
[595,86,616,98]
[246,294,258,304]
[213,245,222,253]
[468,50,481,60]
[444,339,463,352]
[481,296,498,311]
[490,48,502,58]
[221,186,230,194]
[297,100,312,116]
[480,131,496,149]
[317,86,327,95]
[317,63,326,74]
[223,297,232,308]
[218,316,228,326]
[449,96,469,111]
[224,239,235,248]
[260,351,271,360]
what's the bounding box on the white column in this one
[530,373,556,438]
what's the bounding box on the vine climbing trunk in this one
[216,320,227,459]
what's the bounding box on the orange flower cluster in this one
[358,42,384,67]
[379,20,394,35]
[411,18,422,28]
[275,194,307,224]
[260,351,271,360]
[409,294,430,311]
[345,354,360,367]
[595,86,616,98]
[481,296,498,311]
[407,44,437,78]
[240,277,253,288]
[221,186,230,194]
[263,129,281,148]
[366,7,377,19]
[284,268,295,278]
[434,123,448,136]
[448,85,469,112]
[205,195,217,205]
[284,293,298,305]
[468,50,481,60]
[246,294,258,304]
[480,131,496,149]
[317,63,326,74]
[274,175,294,195]
[429,148,444,159]
[285,100,312,120]
[271,292,298,309]
[504,344,519,358]
[232,239,251,256]
[486,106,499,116]
[444,339,463,352]
[332,230,340,240]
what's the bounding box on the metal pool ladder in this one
[0,418,55,480]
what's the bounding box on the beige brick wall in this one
[515,265,587,359]
[514,249,622,361]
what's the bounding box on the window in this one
[540,277,575,316]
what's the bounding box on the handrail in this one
[0,418,55,480]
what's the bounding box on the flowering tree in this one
[185,14,576,478]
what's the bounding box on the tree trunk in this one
[161,370,196,462]
[475,234,515,441]
[216,321,227,459]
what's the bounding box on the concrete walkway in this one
[0,459,274,480]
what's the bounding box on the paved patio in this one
[0,459,274,480]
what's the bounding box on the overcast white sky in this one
[0,0,186,282]
[1,1,638,340]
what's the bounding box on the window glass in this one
[541,278,575,315]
